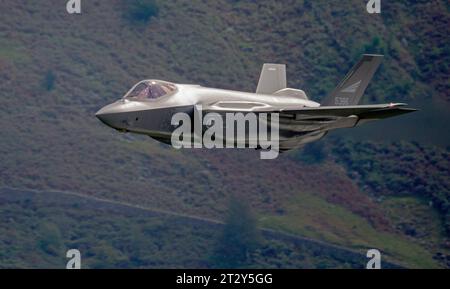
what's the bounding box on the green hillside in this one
[0,0,448,268]
[1,188,406,269]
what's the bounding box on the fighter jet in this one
[96,54,417,152]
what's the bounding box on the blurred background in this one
[0,0,448,268]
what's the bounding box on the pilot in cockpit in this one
[125,80,177,100]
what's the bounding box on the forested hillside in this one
[0,0,448,268]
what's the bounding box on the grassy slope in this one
[1,188,387,269]
[260,192,438,268]
[0,0,448,268]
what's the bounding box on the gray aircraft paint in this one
[96,55,417,152]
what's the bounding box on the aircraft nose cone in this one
[95,103,124,130]
[95,106,112,125]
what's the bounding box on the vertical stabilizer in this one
[322,54,383,106]
[256,63,287,94]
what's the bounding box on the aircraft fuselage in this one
[96,81,327,151]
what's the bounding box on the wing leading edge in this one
[284,103,417,120]
[204,103,417,120]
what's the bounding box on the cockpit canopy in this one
[124,80,177,100]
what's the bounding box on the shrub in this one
[364,36,386,55]
[294,141,327,164]
[126,0,159,23]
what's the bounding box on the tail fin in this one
[321,54,383,106]
[256,63,286,94]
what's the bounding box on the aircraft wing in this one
[204,102,416,119]
[202,102,416,132]
[282,103,417,120]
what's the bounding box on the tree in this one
[43,70,55,91]
[211,198,261,268]
[37,222,62,256]
[294,141,326,164]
